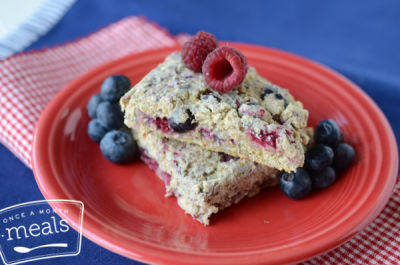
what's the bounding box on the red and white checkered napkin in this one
[0,16,180,167]
[0,16,398,265]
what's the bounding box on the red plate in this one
[32,43,398,265]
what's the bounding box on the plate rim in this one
[32,43,399,265]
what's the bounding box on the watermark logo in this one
[0,200,83,265]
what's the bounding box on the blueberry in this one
[261,88,274,100]
[305,144,334,171]
[333,143,355,171]
[87,93,103,118]
[280,168,312,200]
[100,130,139,164]
[87,119,108,142]
[274,93,283,100]
[168,109,198,133]
[315,120,342,147]
[310,166,336,189]
[219,153,236,162]
[100,75,131,102]
[96,101,124,130]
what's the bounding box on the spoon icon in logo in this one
[13,243,68,253]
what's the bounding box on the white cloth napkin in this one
[0,0,76,59]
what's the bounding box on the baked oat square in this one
[121,52,310,172]
[133,125,280,225]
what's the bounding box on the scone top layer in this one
[121,52,310,171]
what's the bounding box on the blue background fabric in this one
[1,0,399,264]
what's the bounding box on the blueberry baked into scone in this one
[133,124,280,225]
[121,51,310,172]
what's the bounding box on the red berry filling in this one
[154,117,172,133]
[182,31,218,72]
[202,47,248,93]
[199,128,216,140]
[140,150,159,171]
[249,130,279,149]
[172,152,181,157]
[145,112,197,134]
[199,128,223,142]
[199,128,236,145]
[239,104,266,119]
[161,172,172,186]
[140,148,171,186]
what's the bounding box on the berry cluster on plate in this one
[86,31,356,224]
[87,75,139,164]
[280,120,355,199]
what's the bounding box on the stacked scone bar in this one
[134,125,280,225]
[120,32,310,225]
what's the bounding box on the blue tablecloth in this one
[1,0,399,264]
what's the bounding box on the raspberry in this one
[182,31,218,72]
[202,47,248,93]
[249,130,279,149]
[154,117,172,134]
